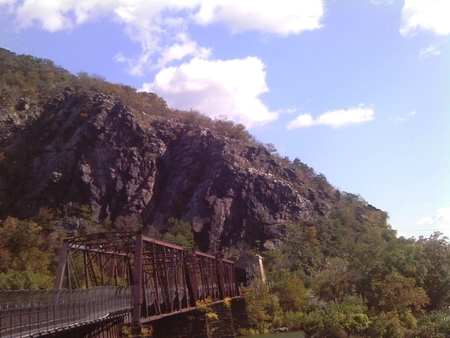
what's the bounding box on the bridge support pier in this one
[230,297,251,334]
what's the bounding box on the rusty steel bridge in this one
[0,232,241,337]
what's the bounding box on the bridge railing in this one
[0,286,132,338]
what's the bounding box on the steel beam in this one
[132,233,143,322]
[54,240,69,290]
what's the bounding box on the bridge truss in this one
[54,232,239,323]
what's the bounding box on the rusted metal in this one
[186,250,199,306]
[132,233,143,323]
[13,231,242,336]
[216,256,226,299]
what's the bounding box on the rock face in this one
[0,91,330,253]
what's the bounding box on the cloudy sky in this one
[1,0,449,239]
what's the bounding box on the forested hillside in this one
[1,48,450,337]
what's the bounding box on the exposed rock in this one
[54,217,80,230]
[0,91,331,253]
[0,101,42,142]
[16,98,30,111]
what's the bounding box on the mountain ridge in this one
[0,47,388,257]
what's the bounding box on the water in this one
[248,331,305,338]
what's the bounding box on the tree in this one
[300,297,369,338]
[417,232,450,309]
[314,258,356,304]
[264,143,279,156]
[243,277,281,333]
[162,218,195,250]
[276,274,309,312]
[347,227,391,307]
[376,273,429,313]
[0,216,63,290]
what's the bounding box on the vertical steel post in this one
[84,251,90,289]
[216,256,225,300]
[151,242,162,315]
[132,233,143,323]
[54,240,69,290]
[100,254,105,285]
[186,250,199,306]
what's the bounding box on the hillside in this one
[0,48,389,255]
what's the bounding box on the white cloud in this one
[140,57,278,128]
[154,33,211,69]
[7,0,325,70]
[114,31,210,76]
[415,208,450,233]
[419,44,441,58]
[400,0,450,36]
[287,104,374,129]
[2,0,324,126]
[391,110,417,122]
[192,0,324,36]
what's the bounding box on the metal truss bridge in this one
[0,232,241,337]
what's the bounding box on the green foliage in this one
[196,297,219,320]
[417,232,450,309]
[375,273,429,313]
[276,274,309,313]
[0,216,66,290]
[0,48,77,107]
[415,311,450,337]
[113,214,143,233]
[162,218,195,249]
[282,222,323,284]
[242,277,282,333]
[223,296,232,308]
[366,311,408,338]
[300,297,369,338]
[0,270,53,290]
[313,258,356,304]
[122,325,132,338]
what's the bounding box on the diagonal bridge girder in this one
[54,232,239,323]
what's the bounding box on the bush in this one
[276,274,309,313]
[415,310,450,338]
[243,278,282,333]
[299,297,369,338]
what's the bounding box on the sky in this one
[0,0,449,239]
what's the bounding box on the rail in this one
[0,287,132,338]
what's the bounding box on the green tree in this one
[301,297,369,338]
[314,258,356,304]
[415,310,450,337]
[417,232,450,309]
[162,218,195,250]
[0,216,64,290]
[375,273,429,313]
[276,274,309,313]
[243,278,281,333]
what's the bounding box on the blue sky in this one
[0,0,449,239]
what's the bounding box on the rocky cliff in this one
[0,90,334,253]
